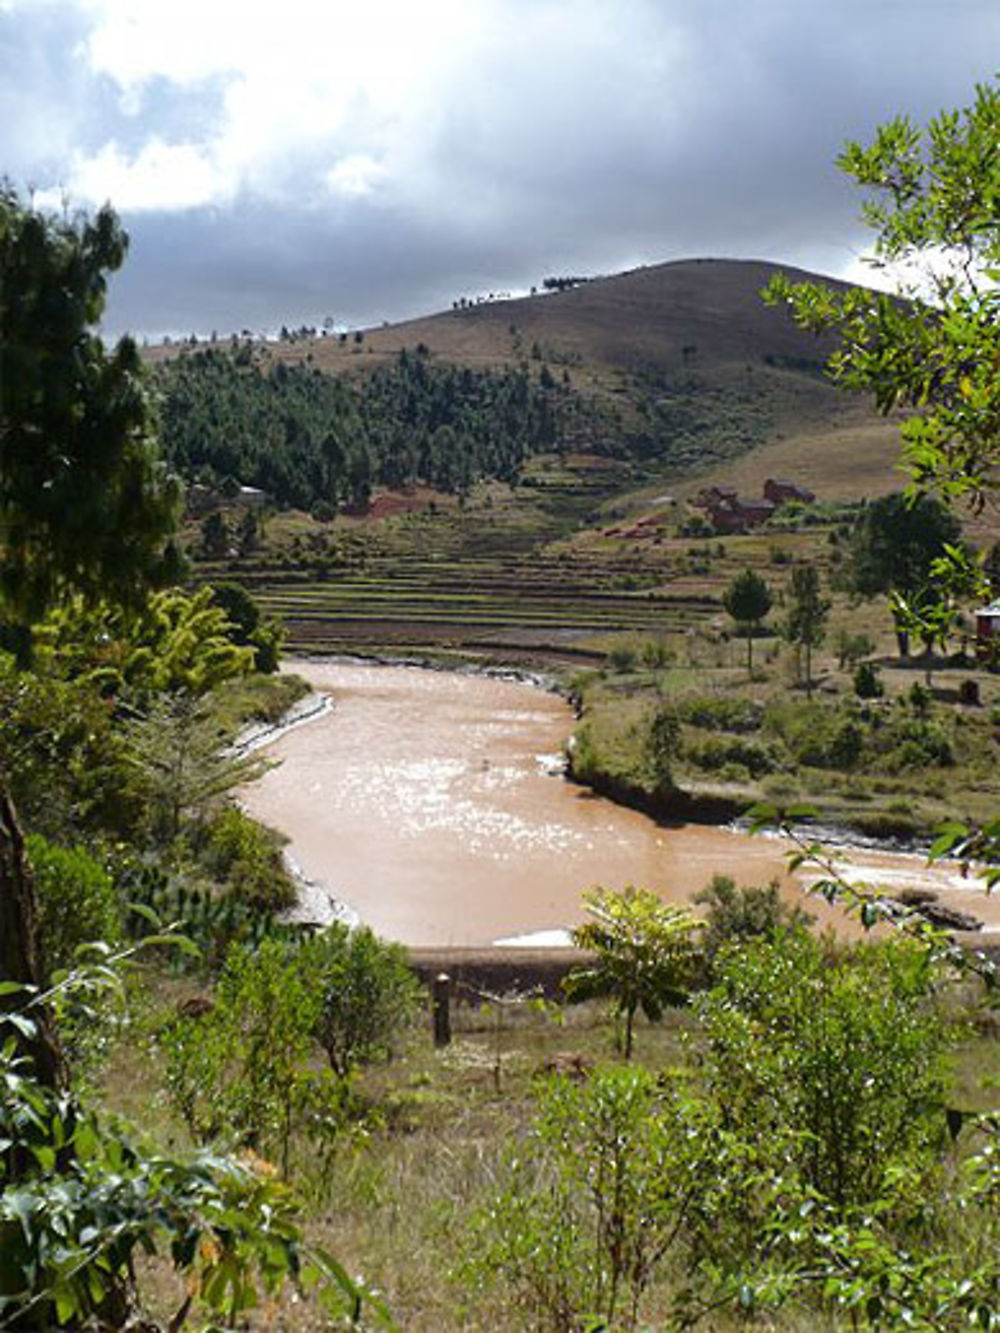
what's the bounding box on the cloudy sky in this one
[2,0,997,339]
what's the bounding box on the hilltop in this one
[267,257,846,376]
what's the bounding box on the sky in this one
[2,0,998,340]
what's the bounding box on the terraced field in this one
[189,453,740,662]
[256,553,717,658]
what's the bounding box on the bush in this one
[684,735,777,777]
[203,805,296,911]
[693,874,814,975]
[161,938,339,1172]
[876,717,954,771]
[26,835,122,980]
[698,932,951,1212]
[302,924,419,1079]
[639,636,674,669]
[644,704,681,791]
[854,660,884,698]
[466,1068,700,1332]
[678,694,763,733]
[607,643,638,672]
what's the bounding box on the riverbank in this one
[239,659,1000,945]
[565,654,1000,851]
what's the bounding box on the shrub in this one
[203,804,296,911]
[639,636,674,669]
[26,835,122,980]
[161,938,338,1173]
[679,695,763,733]
[693,874,814,975]
[607,643,638,672]
[909,680,933,716]
[566,887,699,1059]
[697,932,951,1212]
[684,735,777,777]
[854,660,884,698]
[302,924,419,1080]
[466,1068,700,1332]
[644,703,681,792]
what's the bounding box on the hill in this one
[269,257,847,378]
[154,258,894,514]
[163,257,911,663]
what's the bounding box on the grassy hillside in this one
[167,257,920,663]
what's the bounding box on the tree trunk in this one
[0,778,66,1091]
[894,619,910,660]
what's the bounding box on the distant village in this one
[692,478,816,533]
[603,477,816,542]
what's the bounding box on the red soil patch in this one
[346,488,455,522]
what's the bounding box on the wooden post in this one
[432,973,451,1048]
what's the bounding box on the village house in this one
[691,475,815,533]
[763,477,816,505]
[976,599,1000,662]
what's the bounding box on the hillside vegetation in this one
[153,260,893,516]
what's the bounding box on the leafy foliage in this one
[303,925,419,1080]
[467,1067,704,1333]
[765,78,1000,508]
[0,967,385,1329]
[692,873,814,976]
[783,564,830,694]
[697,932,950,1212]
[122,691,268,846]
[566,887,699,1058]
[201,803,296,912]
[722,569,773,673]
[0,188,182,651]
[25,836,121,982]
[161,938,336,1174]
[156,344,594,509]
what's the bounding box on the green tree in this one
[764,78,1000,511]
[692,873,813,978]
[123,692,266,846]
[302,924,419,1080]
[209,581,283,674]
[0,190,182,1089]
[162,939,334,1176]
[565,887,699,1059]
[783,565,831,696]
[0,189,181,653]
[468,1068,701,1332]
[698,932,949,1212]
[838,493,961,657]
[200,509,230,558]
[643,702,681,793]
[722,569,773,675]
[26,835,121,981]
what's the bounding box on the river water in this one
[239,661,1000,947]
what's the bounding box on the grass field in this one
[106,965,1000,1333]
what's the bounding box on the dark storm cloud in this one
[4,0,997,338]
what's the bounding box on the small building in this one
[694,484,738,509]
[706,494,776,533]
[764,477,816,506]
[976,600,1000,661]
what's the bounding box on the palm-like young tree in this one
[565,887,700,1059]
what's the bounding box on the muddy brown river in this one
[240,661,1000,947]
